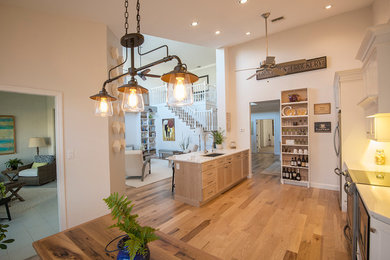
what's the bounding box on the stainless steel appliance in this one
[343,169,390,259]
[334,110,346,210]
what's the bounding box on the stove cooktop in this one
[348,169,390,187]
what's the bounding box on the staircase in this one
[167,105,216,131]
[149,83,217,131]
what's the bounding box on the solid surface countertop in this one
[167,148,249,164]
[356,184,390,225]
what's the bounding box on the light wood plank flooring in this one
[252,152,281,176]
[126,174,349,260]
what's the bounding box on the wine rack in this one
[280,88,310,188]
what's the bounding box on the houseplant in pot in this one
[0,182,14,250]
[104,193,158,260]
[5,158,23,170]
[212,129,225,150]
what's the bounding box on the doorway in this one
[250,100,281,176]
[256,119,275,154]
[0,85,65,259]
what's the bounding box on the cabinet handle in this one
[343,225,352,243]
[370,227,376,233]
[208,191,213,194]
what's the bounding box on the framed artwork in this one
[162,118,175,141]
[0,115,16,155]
[314,122,331,133]
[314,103,331,115]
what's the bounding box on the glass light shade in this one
[166,73,194,107]
[121,87,145,112]
[94,97,113,117]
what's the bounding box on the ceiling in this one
[1,0,374,48]
[251,100,280,113]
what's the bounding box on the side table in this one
[5,181,25,201]
[1,169,19,181]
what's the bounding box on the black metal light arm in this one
[134,55,182,74]
[138,44,169,58]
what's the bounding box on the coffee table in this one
[1,169,19,181]
[5,181,25,201]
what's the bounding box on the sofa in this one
[18,155,56,185]
[125,150,150,181]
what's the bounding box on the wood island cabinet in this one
[173,149,249,207]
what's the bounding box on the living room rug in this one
[0,184,57,216]
[125,159,172,188]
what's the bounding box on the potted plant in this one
[212,128,225,150]
[0,182,14,250]
[104,193,158,260]
[5,158,23,170]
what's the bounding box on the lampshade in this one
[161,64,198,107]
[28,137,47,148]
[118,78,148,112]
[89,88,116,117]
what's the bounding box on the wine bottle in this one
[296,169,301,181]
[301,156,306,167]
[290,157,294,166]
[297,156,302,167]
[306,156,309,167]
[289,169,293,179]
[282,168,286,179]
[292,169,297,180]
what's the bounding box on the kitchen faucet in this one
[202,131,213,154]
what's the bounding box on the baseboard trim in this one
[310,182,339,191]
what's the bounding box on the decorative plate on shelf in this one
[296,107,308,115]
[282,106,296,116]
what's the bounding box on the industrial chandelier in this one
[90,0,199,116]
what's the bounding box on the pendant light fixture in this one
[90,0,198,116]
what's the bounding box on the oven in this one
[357,193,370,260]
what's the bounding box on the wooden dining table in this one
[33,214,221,260]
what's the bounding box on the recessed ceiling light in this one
[215,30,221,35]
[239,0,248,4]
[325,4,332,9]
[246,32,251,35]
[191,21,198,26]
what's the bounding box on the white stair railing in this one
[173,106,216,131]
[149,83,216,106]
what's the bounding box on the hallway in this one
[252,152,280,176]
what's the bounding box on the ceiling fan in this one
[238,12,305,80]
[137,68,161,81]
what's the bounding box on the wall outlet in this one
[66,149,74,160]
[240,128,245,132]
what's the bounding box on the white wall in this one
[221,7,373,189]
[0,92,55,172]
[0,5,115,228]
[372,0,390,25]
[251,111,281,155]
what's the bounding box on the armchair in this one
[125,150,151,181]
[18,155,56,185]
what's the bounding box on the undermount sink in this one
[203,153,225,157]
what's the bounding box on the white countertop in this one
[167,148,249,164]
[357,184,390,225]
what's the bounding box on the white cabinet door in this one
[369,217,390,260]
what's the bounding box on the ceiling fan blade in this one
[246,69,264,80]
[145,74,161,78]
[235,67,260,72]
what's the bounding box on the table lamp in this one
[28,137,47,155]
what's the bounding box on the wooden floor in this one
[126,174,350,260]
[252,152,281,176]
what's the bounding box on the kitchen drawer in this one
[242,150,249,157]
[202,169,216,187]
[234,153,242,159]
[202,161,216,171]
[225,156,233,162]
[203,183,217,201]
[215,157,226,166]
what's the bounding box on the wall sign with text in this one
[314,103,331,115]
[314,122,331,133]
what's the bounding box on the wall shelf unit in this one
[280,88,310,188]
[140,111,156,154]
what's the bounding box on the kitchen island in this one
[168,149,249,206]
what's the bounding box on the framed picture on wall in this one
[162,118,175,141]
[0,115,16,155]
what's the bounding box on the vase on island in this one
[216,144,223,150]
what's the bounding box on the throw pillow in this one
[32,162,47,169]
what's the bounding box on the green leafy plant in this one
[212,128,225,145]
[104,193,158,260]
[0,183,14,250]
[0,224,14,250]
[5,158,23,170]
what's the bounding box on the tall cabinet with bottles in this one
[280,88,310,187]
[140,110,156,154]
